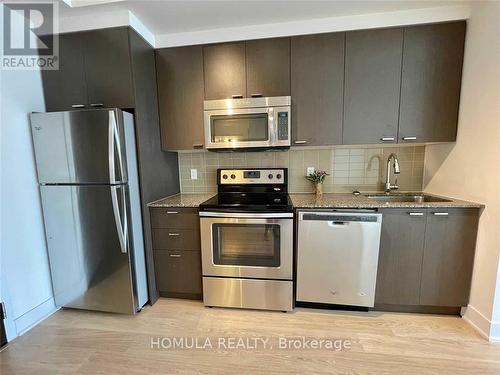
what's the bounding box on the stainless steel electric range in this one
[199,168,293,312]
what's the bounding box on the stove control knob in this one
[276,174,282,179]
[230,174,236,179]
[268,174,273,179]
[222,174,228,180]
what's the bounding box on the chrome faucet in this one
[385,153,400,193]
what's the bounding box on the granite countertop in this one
[148,192,483,209]
[147,193,215,208]
[290,192,484,209]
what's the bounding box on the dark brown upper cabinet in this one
[203,37,290,100]
[203,42,246,100]
[420,209,478,307]
[291,33,344,146]
[399,21,466,143]
[246,37,291,97]
[40,27,134,111]
[81,28,135,109]
[343,28,403,145]
[40,32,88,111]
[156,46,205,151]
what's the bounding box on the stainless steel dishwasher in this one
[296,210,383,308]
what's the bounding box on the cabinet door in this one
[246,38,290,97]
[203,42,246,99]
[40,33,88,111]
[154,251,202,295]
[291,33,344,146]
[156,46,205,151]
[343,28,403,145]
[82,28,135,108]
[420,209,478,307]
[399,21,466,143]
[375,209,426,305]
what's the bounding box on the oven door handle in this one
[199,211,293,219]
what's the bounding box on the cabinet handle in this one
[409,212,424,216]
[71,104,85,108]
[250,93,263,98]
[90,103,104,107]
[166,211,178,214]
[402,136,417,141]
[433,212,449,216]
[231,95,243,99]
[193,144,204,149]
[294,140,307,144]
[169,254,181,258]
[168,233,180,236]
[380,137,395,142]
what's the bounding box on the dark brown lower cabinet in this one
[154,251,202,297]
[152,229,200,250]
[149,207,202,300]
[375,209,426,305]
[375,207,479,312]
[420,209,479,307]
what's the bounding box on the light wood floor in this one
[1,298,499,374]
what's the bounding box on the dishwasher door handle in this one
[328,221,350,227]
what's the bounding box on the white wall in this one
[0,6,56,341]
[423,1,500,341]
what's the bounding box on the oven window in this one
[210,113,268,143]
[212,223,280,267]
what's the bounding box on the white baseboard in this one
[14,297,59,337]
[463,304,500,343]
[490,320,500,343]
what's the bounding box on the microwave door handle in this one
[269,107,276,145]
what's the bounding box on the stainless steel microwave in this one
[203,96,291,151]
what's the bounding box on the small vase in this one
[315,183,323,196]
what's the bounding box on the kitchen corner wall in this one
[178,145,425,193]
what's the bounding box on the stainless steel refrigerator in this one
[30,109,148,314]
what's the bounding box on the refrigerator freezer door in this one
[40,184,137,314]
[30,109,128,184]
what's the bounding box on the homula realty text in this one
[151,336,352,351]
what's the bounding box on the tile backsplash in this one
[178,145,425,194]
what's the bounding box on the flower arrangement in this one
[306,170,329,196]
[306,170,329,184]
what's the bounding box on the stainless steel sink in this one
[365,194,452,203]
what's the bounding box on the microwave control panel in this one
[277,111,289,140]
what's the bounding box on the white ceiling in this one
[58,0,467,35]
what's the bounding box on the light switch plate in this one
[306,167,315,176]
[190,169,198,180]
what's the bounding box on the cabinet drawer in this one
[154,251,202,294]
[152,229,200,251]
[150,208,199,229]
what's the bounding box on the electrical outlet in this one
[190,169,198,180]
[306,167,315,176]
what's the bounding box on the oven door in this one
[200,212,293,280]
[204,107,274,150]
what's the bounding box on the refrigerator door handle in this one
[108,112,116,183]
[108,111,126,184]
[111,186,128,253]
